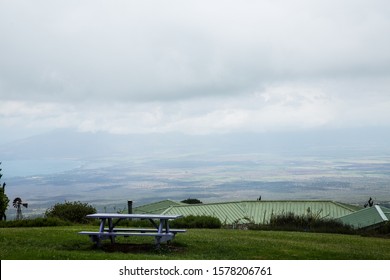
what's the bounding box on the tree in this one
[181,198,203,204]
[0,162,10,221]
[364,197,374,208]
[45,201,96,223]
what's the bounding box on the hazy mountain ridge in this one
[2,127,390,160]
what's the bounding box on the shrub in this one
[249,212,355,234]
[360,221,390,237]
[377,221,390,235]
[171,215,221,228]
[45,201,96,224]
[229,217,256,229]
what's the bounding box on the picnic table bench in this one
[79,213,185,247]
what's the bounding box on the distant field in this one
[5,154,390,220]
[1,226,390,260]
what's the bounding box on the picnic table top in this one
[86,213,183,220]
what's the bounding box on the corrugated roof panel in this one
[338,206,390,229]
[163,200,358,225]
[335,202,362,212]
[163,202,247,224]
[239,201,355,224]
[133,199,185,214]
[383,208,390,220]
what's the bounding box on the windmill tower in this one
[13,197,28,220]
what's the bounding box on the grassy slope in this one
[1,226,390,260]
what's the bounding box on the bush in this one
[171,215,221,229]
[377,221,390,235]
[249,212,355,234]
[360,221,390,237]
[45,201,96,224]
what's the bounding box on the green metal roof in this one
[132,199,185,214]
[338,205,390,229]
[162,200,358,225]
[163,201,248,224]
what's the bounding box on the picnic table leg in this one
[164,219,172,244]
[155,236,161,249]
[165,219,170,233]
[108,218,116,244]
[155,219,165,248]
[96,218,106,247]
[99,218,106,232]
[93,235,101,247]
[158,219,164,233]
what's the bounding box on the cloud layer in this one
[1,0,390,138]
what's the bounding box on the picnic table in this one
[79,213,185,247]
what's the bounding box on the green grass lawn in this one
[1,226,390,260]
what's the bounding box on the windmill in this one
[13,197,28,220]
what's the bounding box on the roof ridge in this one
[332,201,362,212]
[167,199,355,207]
[175,200,245,207]
[134,199,180,208]
[243,200,335,202]
[375,205,389,221]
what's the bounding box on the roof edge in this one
[375,205,389,221]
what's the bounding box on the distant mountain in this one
[1,127,389,161]
[0,130,184,160]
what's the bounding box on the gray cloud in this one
[1,0,390,137]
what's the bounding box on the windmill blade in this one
[13,197,22,208]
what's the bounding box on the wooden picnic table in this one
[79,213,185,247]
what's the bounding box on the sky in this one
[1,0,390,142]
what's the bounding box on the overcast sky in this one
[1,0,390,141]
